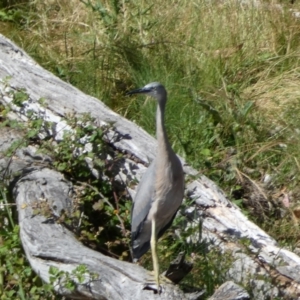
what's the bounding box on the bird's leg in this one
[150,218,160,291]
[144,219,174,292]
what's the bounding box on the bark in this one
[1,33,300,299]
[208,281,250,300]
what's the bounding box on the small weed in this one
[48,265,98,292]
[32,113,131,259]
[11,89,29,107]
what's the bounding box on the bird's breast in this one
[148,157,184,222]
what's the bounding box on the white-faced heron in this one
[127,82,184,291]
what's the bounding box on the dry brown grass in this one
[15,1,292,63]
[243,69,300,120]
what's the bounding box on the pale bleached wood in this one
[209,281,250,300]
[1,33,300,299]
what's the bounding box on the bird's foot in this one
[143,271,173,294]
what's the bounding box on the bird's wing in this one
[131,161,156,236]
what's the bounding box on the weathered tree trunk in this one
[0,33,300,299]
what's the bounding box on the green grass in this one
[0,187,61,299]
[2,0,300,298]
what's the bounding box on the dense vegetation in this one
[1,0,300,298]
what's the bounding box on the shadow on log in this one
[1,33,300,299]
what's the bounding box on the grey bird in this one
[127,82,184,291]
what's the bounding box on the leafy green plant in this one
[48,265,98,292]
[33,113,131,259]
[0,0,30,24]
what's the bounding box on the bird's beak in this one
[126,87,151,96]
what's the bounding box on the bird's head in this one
[127,82,167,102]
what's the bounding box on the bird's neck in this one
[156,101,172,156]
